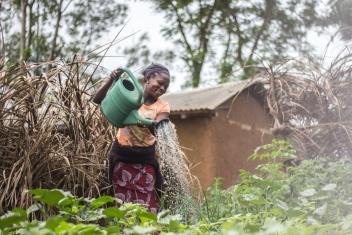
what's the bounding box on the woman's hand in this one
[110,68,124,81]
[93,68,124,104]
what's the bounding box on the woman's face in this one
[144,72,170,99]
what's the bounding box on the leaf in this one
[75,225,105,235]
[132,225,157,234]
[168,219,185,232]
[276,200,289,211]
[157,210,170,221]
[103,207,125,219]
[0,208,27,229]
[91,196,116,208]
[26,203,40,215]
[252,175,264,181]
[54,221,74,233]
[307,216,319,225]
[321,183,337,191]
[30,189,66,206]
[341,214,352,231]
[157,213,182,225]
[137,210,157,222]
[242,194,258,202]
[45,216,65,230]
[314,203,327,217]
[287,208,305,218]
[105,225,120,234]
[263,218,286,233]
[78,209,105,222]
[299,188,316,197]
[244,221,261,233]
[58,196,79,208]
[342,200,352,206]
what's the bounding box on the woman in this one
[93,63,170,213]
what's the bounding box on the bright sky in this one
[100,2,168,71]
[99,1,349,92]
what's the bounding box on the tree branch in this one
[198,0,217,52]
[20,0,28,61]
[232,14,244,67]
[49,0,64,61]
[26,0,35,52]
[170,1,194,59]
[220,25,232,83]
[185,5,201,30]
[248,0,275,63]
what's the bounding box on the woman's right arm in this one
[92,69,123,104]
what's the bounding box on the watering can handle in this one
[121,68,144,98]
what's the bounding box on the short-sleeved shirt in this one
[116,98,170,147]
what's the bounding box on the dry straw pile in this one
[0,59,114,211]
[263,53,352,159]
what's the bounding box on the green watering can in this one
[100,68,155,128]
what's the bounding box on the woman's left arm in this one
[156,112,170,122]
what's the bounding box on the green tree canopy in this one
[151,0,324,87]
[0,0,127,64]
[318,0,352,40]
[122,0,345,88]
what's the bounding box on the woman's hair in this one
[142,63,170,81]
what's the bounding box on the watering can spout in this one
[122,110,156,126]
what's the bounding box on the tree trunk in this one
[191,0,218,87]
[192,62,202,87]
[49,0,64,61]
[35,0,40,61]
[20,0,28,62]
[26,0,35,55]
[248,0,275,63]
[220,27,232,83]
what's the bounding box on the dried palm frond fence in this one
[263,53,352,159]
[0,59,114,211]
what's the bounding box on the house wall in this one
[209,90,273,187]
[171,115,216,188]
[170,90,273,188]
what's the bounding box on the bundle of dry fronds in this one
[262,53,352,159]
[0,59,114,211]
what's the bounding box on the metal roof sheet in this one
[162,79,258,113]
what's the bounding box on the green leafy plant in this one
[2,139,352,234]
[0,189,187,234]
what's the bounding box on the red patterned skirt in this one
[112,162,158,213]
